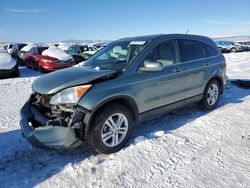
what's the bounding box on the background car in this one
[237,41,250,51]
[229,41,244,52]
[24,46,48,69]
[11,43,28,64]
[67,45,98,63]
[19,44,37,63]
[24,46,75,72]
[215,40,244,53]
[3,43,14,53]
[0,51,19,79]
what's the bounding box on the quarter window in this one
[143,40,177,67]
[202,43,218,57]
[178,40,205,62]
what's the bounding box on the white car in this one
[67,45,98,63]
[3,43,14,53]
[19,43,38,60]
[82,45,98,59]
[0,51,19,79]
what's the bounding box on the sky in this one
[0,0,250,42]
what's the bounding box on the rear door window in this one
[202,43,218,57]
[178,39,205,62]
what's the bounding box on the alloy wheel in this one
[101,113,129,147]
[207,83,219,106]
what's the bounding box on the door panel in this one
[134,40,187,113]
[179,60,207,98]
[177,39,208,98]
[135,67,187,112]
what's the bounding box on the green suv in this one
[20,34,227,154]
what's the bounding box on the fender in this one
[81,95,139,141]
[204,72,224,94]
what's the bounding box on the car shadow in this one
[0,129,96,187]
[0,82,249,187]
[18,66,44,78]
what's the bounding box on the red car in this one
[24,46,75,72]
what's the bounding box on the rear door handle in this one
[173,67,181,72]
[204,62,210,66]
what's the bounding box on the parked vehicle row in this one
[20,34,228,154]
[237,41,250,51]
[214,40,249,53]
[24,46,75,72]
[2,42,102,72]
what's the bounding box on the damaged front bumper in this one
[20,102,83,149]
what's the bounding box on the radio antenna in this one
[186,29,189,34]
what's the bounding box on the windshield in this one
[84,40,148,71]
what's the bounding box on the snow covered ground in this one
[0,52,249,188]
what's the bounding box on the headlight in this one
[42,59,55,63]
[50,85,92,105]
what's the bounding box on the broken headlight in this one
[49,85,92,105]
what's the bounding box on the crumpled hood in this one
[32,67,116,94]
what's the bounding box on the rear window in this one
[178,40,205,62]
[18,44,27,50]
[202,43,218,57]
[38,47,48,54]
[80,46,90,52]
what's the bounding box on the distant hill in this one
[59,39,111,44]
[212,36,250,42]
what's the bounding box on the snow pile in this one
[224,52,250,79]
[20,44,37,52]
[57,43,72,51]
[42,47,73,61]
[0,53,16,69]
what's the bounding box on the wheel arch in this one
[205,75,224,94]
[83,95,139,139]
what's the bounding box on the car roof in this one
[117,34,217,48]
[119,33,211,41]
[117,34,164,42]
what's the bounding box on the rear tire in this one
[38,65,46,73]
[26,59,31,68]
[10,64,19,78]
[231,48,237,53]
[33,61,39,71]
[200,79,221,110]
[87,103,134,154]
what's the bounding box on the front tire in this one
[200,79,221,110]
[87,103,134,154]
[10,64,20,78]
[231,48,237,53]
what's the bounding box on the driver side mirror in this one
[140,62,163,72]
